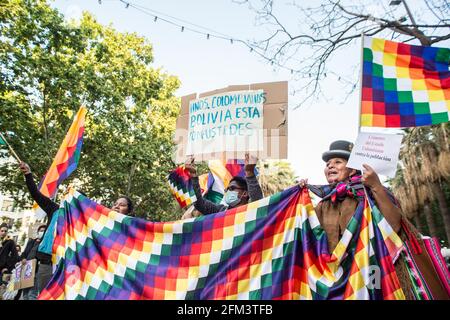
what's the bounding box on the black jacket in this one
[25,173,59,264]
[20,238,41,261]
[0,238,19,272]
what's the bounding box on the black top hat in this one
[322,140,354,162]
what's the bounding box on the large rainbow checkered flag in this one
[39,185,406,300]
[360,36,449,128]
[32,106,87,219]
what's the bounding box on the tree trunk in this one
[431,181,450,244]
[423,203,438,237]
[126,162,137,196]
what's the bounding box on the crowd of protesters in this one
[0,142,449,300]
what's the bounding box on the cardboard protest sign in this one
[186,90,264,156]
[174,81,288,163]
[13,259,36,290]
[347,132,403,178]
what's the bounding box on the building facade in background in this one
[0,192,44,245]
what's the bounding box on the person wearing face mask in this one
[184,153,263,215]
[17,225,47,300]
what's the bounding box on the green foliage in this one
[20,232,27,244]
[13,218,22,231]
[258,160,297,196]
[0,0,182,221]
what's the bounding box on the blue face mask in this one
[223,190,241,207]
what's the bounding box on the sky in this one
[49,0,442,184]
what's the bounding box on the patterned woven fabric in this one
[167,165,202,208]
[36,106,86,197]
[32,106,86,217]
[402,241,434,300]
[308,175,365,203]
[225,159,258,178]
[167,160,258,209]
[361,36,449,128]
[402,236,450,300]
[39,186,405,300]
[422,237,450,296]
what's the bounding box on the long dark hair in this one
[119,196,134,214]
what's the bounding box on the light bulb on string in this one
[154,16,158,22]
[181,26,184,32]
[206,34,210,40]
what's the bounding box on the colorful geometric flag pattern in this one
[39,186,405,300]
[402,236,450,300]
[225,159,259,179]
[35,106,87,199]
[361,36,450,128]
[32,106,87,218]
[167,160,258,209]
[167,166,213,208]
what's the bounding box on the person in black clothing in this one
[0,223,19,283]
[184,153,264,215]
[19,161,135,295]
[19,162,58,297]
[17,224,47,300]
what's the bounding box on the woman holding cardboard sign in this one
[299,140,402,251]
[299,140,449,300]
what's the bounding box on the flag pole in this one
[358,33,365,135]
[0,132,22,163]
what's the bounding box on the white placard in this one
[186,90,264,156]
[347,132,403,178]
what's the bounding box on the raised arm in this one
[19,162,59,222]
[244,154,263,201]
[185,158,224,215]
[191,176,225,215]
[361,164,402,232]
